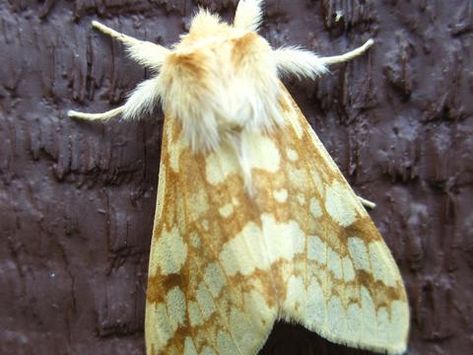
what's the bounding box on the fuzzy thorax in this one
[158,24,284,152]
[69,4,373,153]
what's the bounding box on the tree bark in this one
[1,1,472,354]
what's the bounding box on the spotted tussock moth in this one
[68,0,409,354]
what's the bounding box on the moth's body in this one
[68,1,409,354]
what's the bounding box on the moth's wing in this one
[266,86,410,354]
[145,86,409,354]
[145,116,280,355]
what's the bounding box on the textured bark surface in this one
[1,1,472,354]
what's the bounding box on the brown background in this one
[1,0,472,354]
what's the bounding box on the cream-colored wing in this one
[145,114,280,355]
[270,86,410,354]
[145,85,409,354]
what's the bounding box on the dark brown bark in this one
[1,1,472,354]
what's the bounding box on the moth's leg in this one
[274,39,373,79]
[322,39,375,210]
[91,21,141,47]
[91,21,169,70]
[67,106,124,121]
[320,39,374,65]
[68,76,160,121]
[357,196,376,209]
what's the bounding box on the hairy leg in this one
[357,196,377,209]
[67,106,125,120]
[91,20,169,70]
[92,21,141,47]
[320,39,374,65]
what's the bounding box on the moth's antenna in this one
[234,0,264,32]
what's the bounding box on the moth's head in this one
[143,0,329,151]
[73,1,369,151]
[157,4,282,151]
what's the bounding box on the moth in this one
[69,0,409,354]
